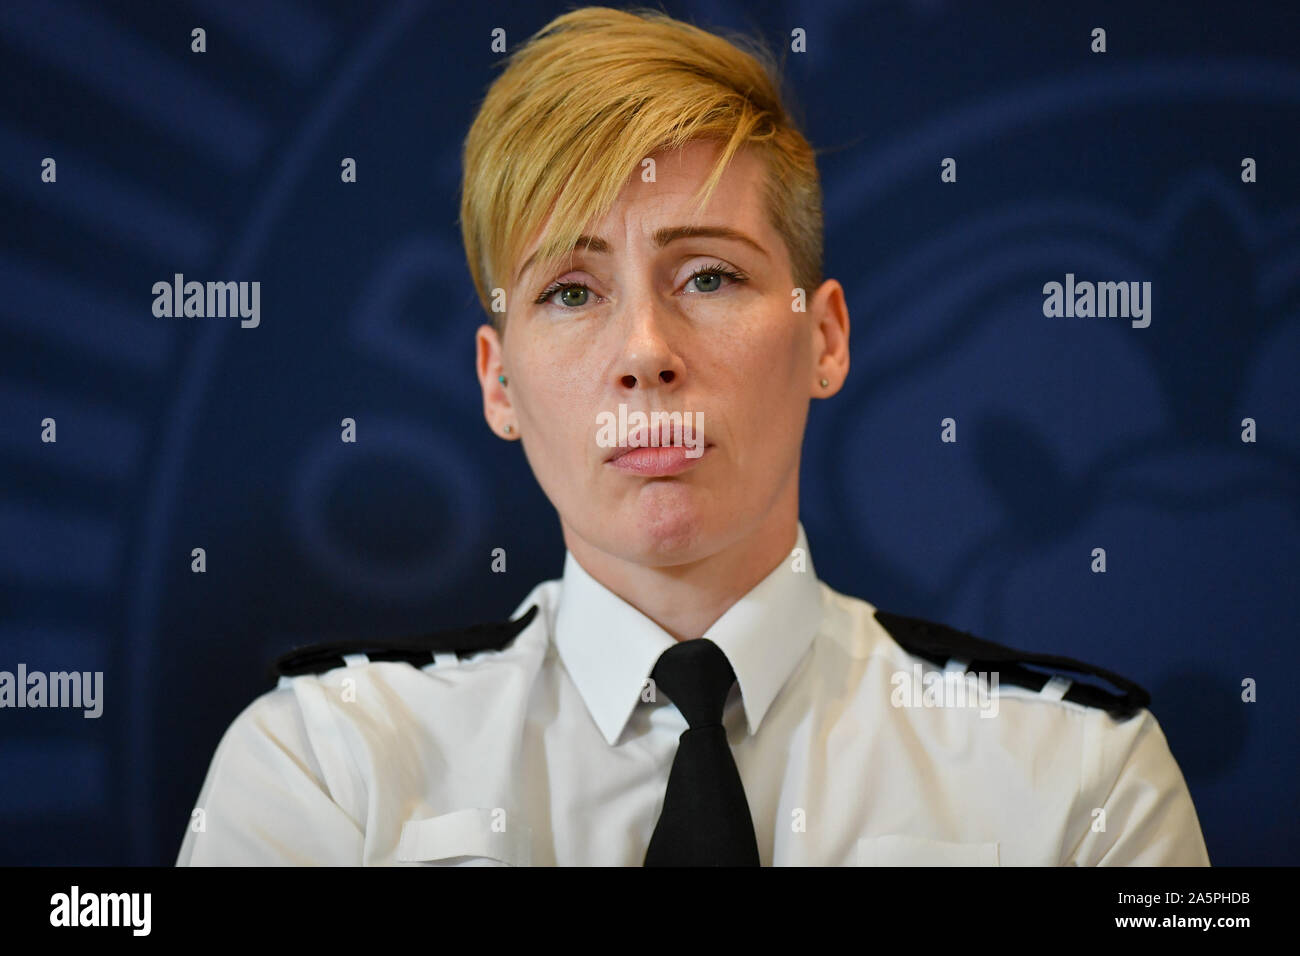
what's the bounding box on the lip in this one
[606,443,712,476]
[603,418,706,460]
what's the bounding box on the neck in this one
[561,492,800,642]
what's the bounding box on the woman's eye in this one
[535,283,591,308]
[684,265,747,294]
[558,285,588,307]
[535,265,746,308]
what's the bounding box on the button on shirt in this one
[176,524,1211,866]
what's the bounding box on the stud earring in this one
[819,377,829,388]
[504,424,513,435]
[498,374,508,386]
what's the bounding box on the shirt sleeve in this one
[1066,707,1211,866]
[175,682,365,866]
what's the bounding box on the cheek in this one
[513,338,600,483]
[710,312,809,474]
[722,309,808,391]
[514,332,590,419]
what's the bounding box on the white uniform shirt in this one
[177,524,1211,866]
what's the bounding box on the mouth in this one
[605,443,713,476]
[602,418,712,476]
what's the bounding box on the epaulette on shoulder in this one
[268,604,540,681]
[872,608,1151,719]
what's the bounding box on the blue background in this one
[1,0,1296,865]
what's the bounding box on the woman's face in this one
[477,140,845,567]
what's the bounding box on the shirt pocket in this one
[856,834,1000,866]
[395,808,532,866]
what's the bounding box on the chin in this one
[613,490,717,566]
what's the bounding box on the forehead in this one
[511,140,772,286]
[640,140,767,208]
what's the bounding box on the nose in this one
[613,300,686,392]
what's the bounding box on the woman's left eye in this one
[685,264,747,294]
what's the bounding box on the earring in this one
[504,424,513,435]
[498,374,508,386]
[819,377,829,388]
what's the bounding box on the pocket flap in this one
[396,808,531,866]
[857,834,999,866]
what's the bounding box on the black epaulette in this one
[268,604,540,681]
[873,609,1150,719]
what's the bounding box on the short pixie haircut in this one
[458,5,824,330]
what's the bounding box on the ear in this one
[808,279,850,397]
[476,323,516,438]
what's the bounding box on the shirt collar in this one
[554,523,824,746]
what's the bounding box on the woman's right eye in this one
[535,282,591,308]
[558,285,589,308]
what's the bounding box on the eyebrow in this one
[514,225,769,286]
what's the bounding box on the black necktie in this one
[643,638,761,866]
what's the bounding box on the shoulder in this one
[188,585,559,834]
[814,586,1213,864]
[198,593,551,775]
[270,603,541,679]
[816,582,1151,720]
[265,582,559,683]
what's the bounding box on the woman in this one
[177,6,1209,866]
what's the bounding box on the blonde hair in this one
[458,5,823,329]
